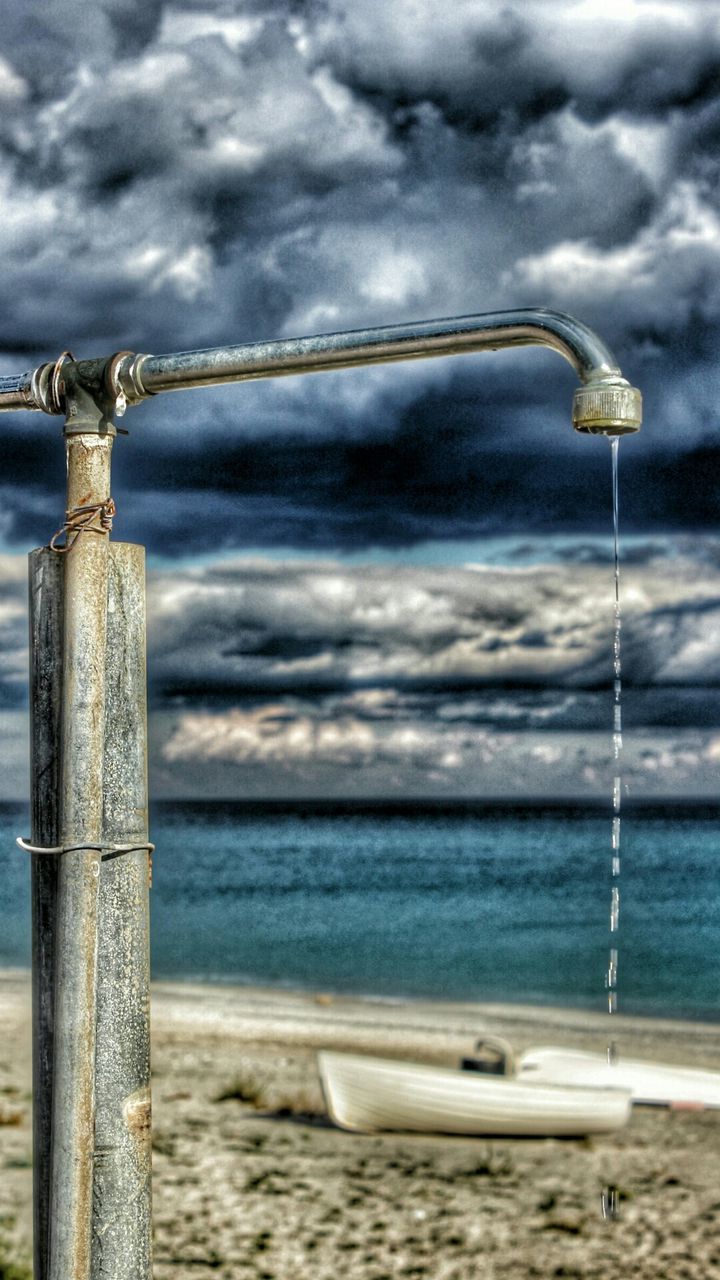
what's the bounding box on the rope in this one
[48,498,116,553]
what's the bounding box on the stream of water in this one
[601,437,623,1222]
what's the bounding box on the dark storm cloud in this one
[0,1,164,93]
[145,551,720,706]
[1,545,719,797]
[307,1,720,121]
[1,1,720,555]
[6,384,717,560]
[106,426,716,557]
[144,549,720,795]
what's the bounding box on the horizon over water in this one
[1,797,719,1023]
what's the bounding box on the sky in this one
[0,0,719,800]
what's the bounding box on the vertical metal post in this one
[29,420,152,1277]
[29,549,63,1280]
[29,373,153,1277]
[49,425,114,1280]
[92,542,152,1278]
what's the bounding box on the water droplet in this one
[612,855,621,877]
[613,776,621,812]
[605,948,618,1010]
[601,1186,620,1221]
[611,817,621,849]
[610,886,620,932]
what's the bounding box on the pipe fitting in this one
[105,351,152,413]
[572,375,642,436]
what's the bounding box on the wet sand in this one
[1,970,719,1278]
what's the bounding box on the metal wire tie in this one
[48,498,117,553]
[16,838,154,858]
[16,837,155,886]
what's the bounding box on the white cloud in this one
[148,550,720,703]
[0,55,27,102]
[158,9,266,53]
[507,178,720,342]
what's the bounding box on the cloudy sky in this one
[1,0,719,799]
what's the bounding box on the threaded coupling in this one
[573,376,642,435]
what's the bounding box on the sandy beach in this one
[1,970,719,1278]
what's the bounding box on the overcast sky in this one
[1,0,719,799]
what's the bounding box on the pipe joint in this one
[104,350,151,416]
[30,352,76,417]
[572,373,642,436]
[62,362,117,437]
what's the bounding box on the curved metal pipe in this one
[134,308,620,392]
[0,308,641,433]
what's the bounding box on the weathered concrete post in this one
[26,366,152,1280]
[92,541,152,1278]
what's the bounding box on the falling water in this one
[601,436,622,1221]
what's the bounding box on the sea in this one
[1,799,718,1023]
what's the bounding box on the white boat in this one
[318,1050,632,1137]
[517,1046,720,1109]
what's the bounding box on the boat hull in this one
[517,1047,720,1109]
[318,1051,632,1137]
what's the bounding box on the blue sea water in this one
[1,800,718,1021]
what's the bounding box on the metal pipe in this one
[0,369,33,411]
[49,431,113,1280]
[134,308,621,390]
[0,308,642,432]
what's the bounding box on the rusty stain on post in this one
[49,432,113,1280]
[92,543,152,1279]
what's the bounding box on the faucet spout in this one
[571,375,642,436]
[0,307,641,433]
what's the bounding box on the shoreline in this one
[2,971,720,1278]
[2,966,720,1051]
[3,968,720,1071]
